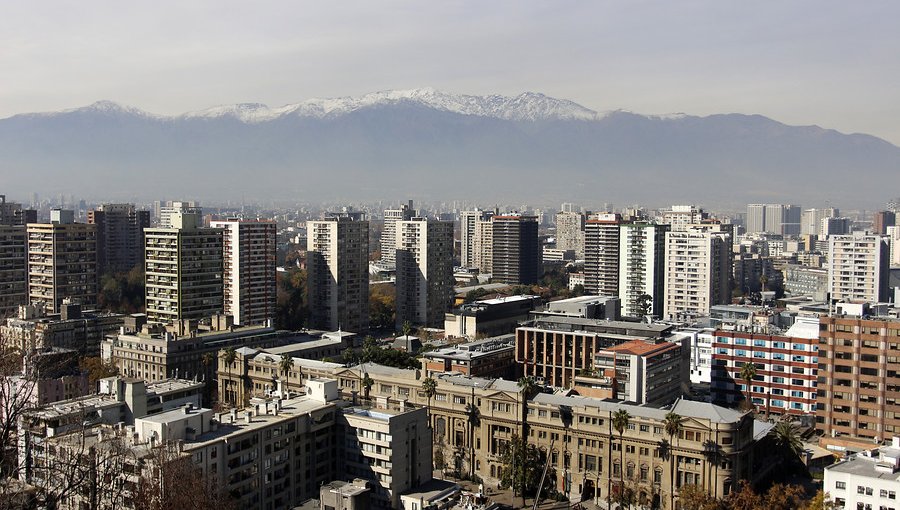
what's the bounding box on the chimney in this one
[244,411,252,424]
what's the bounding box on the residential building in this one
[443,295,541,340]
[746,204,767,235]
[662,229,732,319]
[828,232,891,304]
[307,211,369,333]
[874,210,897,235]
[471,214,494,274]
[555,210,586,259]
[711,316,820,415]
[394,217,454,328]
[421,335,515,379]
[0,222,27,318]
[801,208,839,236]
[574,339,688,405]
[823,217,852,236]
[1,301,124,357]
[144,211,223,324]
[490,214,540,285]
[157,200,201,228]
[0,195,36,225]
[817,316,900,440]
[26,210,98,313]
[535,295,620,320]
[888,226,900,266]
[88,203,150,274]
[784,264,829,301]
[618,222,669,318]
[515,315,674,387]
[459,209,493,268]
[379,200,415,270]
[824,437,900,510]
[747,204,801,235]
[674,327,716,385]
[584,213,625,297]
[661,205,708,231]
[210,218,277,326]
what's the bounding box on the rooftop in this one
[603,340,679,356]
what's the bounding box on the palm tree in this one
[421,377,437,412]
[221,347,237,406]
[516,376,537,506]
[769,420,803,463]
[739,362,757,411]
[612,409,631,506]
[279,354,295,396]
[201,352,215,380]
[361,373,374,401]
[465,393,480,479]
[402,320,413,338]
[663,412,685,509]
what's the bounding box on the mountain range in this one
[1,88,897,208]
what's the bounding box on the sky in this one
[2,1,899,144]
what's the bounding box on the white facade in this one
[828,232,890,304]
[825,437,900,510]
[618,223,668,318]
[307,213,369,333]
[675,327,716,385]
[801,207,839,236]
[380,201,415,269]
[661,205,706,231]
[888,226,900,266]
[662,230,731,319]
[395,218,454,328]
[210,219,276,326]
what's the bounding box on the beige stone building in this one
[210,218,277,326]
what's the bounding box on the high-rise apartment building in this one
[822,217,851,236]
[209,219,277,326]
[394,218,454,328]
[661,205,708,231]
[801,208,839,236]
[490,214,540,285]
[307,211,369,333]
[144,212,223,324]
[618,222,669,318]
[157,200,201,228]
[817,316,900,440]
[379,200,414,269]
[555,210,586,259]
[88,203,150,274]
[0,200,27,318]
[0,195,36,225]
[662,229,731,319]
[874,210,897,235]
[459,209,493,268]
[472,216,494,274]
[827,232,890,303]
[747,204,801,235]
[26,210,98,314]
[887,226,900,266]
[584,213,624,296]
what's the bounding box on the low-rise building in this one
[824,437,900,510]
[421,335,515,379]
[1,302,125,357]
[443,295,541,340]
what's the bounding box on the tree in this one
[361,373,374,400]
[421,377,437,442]
[516,376,538,506]
[79,356,119,386]
[465,399,480,479]
[133,442,236,510]
[612,409,631,506]
[401,320,413,338]
[768,420,804,462]
[497,434,555,506]
[275,268,307,330]
[724,481,763,510]
[221,347,237,406]
[802,490,836,510]
[635,293,653,319]
[663,412,685,508]
[279,354,295,395]
[763,483,806,510]
[739,362,757,411]
[369,283,396,330]
[678,484,721,510]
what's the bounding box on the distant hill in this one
[1,89,897,207]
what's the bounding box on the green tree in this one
[279,354,295,395]
[498,434,555,506]
[401,320,413,338]
[361,373,374,400]
[678,484,721,510]
[369,283,396,330]
[769,420,804,462]
[663,412,685,508]
[611,409,631,506]
[635,293,653,319]
[516,376,538,506]
[739,362,757,411]
[221,347,237,406]
[801,490,835,510]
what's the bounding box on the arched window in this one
[640,464,649,482]
[626,462,635,479]
[654,467,663,484]
[435,417,446,439]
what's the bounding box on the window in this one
[453,395,466,404]
[835,481,845,490]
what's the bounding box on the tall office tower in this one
[874,211,897,235]
[144,212,223,324]
[460,209,493,268]
[662,229,731,319]
[661,205,708,231]
[472,217,493,274]
[379,200,414,269]
[490,214,540,285]
[618,222,669,318]
[88,203,150,274]
[822,217,851,236]
[307,211,369,333]
[158,201,201,228]
[827,232,890,303]
[26,210,98,313]
[394,218,454,328]
[209,219,277,326]
[780,204,802,235]
[0,202,27,317]
[746,204,767,234]
[584,213,625,296]
[555,211,586,259]
[801,207,839,236]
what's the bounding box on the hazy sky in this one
[3,1,899,144]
